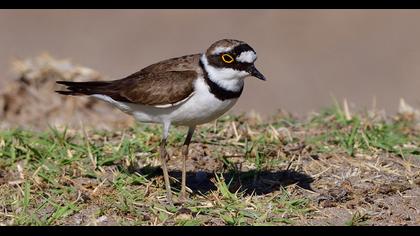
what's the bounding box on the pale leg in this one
[160,122,173,204]
[179,126,196,201]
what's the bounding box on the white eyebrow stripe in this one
[212,46,233,55]
[236,51,257,63]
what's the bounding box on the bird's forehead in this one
[231,44,255,55]
[236,50,257,63]
[232,44,257,63]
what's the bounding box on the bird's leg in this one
[160,122,173,204]
[179,126,195,202]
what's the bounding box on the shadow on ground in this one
[129,165,314,196]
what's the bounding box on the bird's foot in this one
[175,192,189,205]
[163,191,174,206]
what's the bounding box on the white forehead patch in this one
[212,46,233,55]
[236,51,257,63]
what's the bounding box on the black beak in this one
[248,65,266,81]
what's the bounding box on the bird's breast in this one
[169,77,239,126]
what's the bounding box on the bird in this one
[55,39,266,204]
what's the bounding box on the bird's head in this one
[202,39,266,82]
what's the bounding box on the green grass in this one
[345,211,370,226]
[305,104,419,157]
[0,106,418,225]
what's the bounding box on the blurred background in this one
[1,9,420,118]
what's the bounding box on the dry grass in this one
[0,104,419,225]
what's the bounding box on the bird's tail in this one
[55,81,112,96]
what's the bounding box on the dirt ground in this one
[154,125,420,225]
[2,126,417,225]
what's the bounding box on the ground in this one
[0,104,419,226]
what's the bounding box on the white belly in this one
[91,77,240,127]
[168,86,238,126]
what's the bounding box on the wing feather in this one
[56,54,201,106]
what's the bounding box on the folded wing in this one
[56,54,200,107]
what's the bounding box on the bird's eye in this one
[221,54,234,63]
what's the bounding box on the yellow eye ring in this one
[221,54,234,63]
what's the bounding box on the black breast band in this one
[199,59,243,101]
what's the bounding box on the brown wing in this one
[117,70,197,106]
[56,54,201,106]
